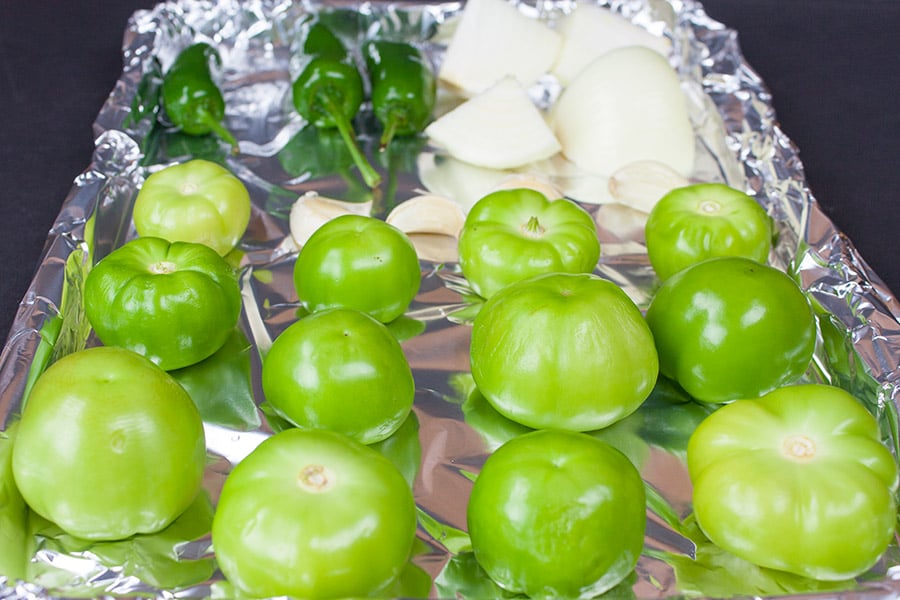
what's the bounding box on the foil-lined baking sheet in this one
[1,0,900,597]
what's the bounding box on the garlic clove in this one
[386,194,466,238]
[289,191,373,247]
[608,160,691,213]
[491,173,564,200]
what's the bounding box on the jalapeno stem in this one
[197,111,239,155]
[322,96,381,189]
[378,116,401,151]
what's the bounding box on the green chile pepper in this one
[292,21,381,188]
[363,39,436,149]
[83,237,242,371]
[161,43,238,153]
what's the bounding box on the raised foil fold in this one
[1,0,898,598]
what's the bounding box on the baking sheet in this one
[1,0,899,597]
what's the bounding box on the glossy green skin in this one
[161,43,237,149]
[132,159,251,256]
[293,214,421,323]
[292,57,364,130]
[262,308,415,444]
[83,237,242,371]
[645,257,816,404]
[470,272,658,431]
[363,40,436,146]
[11,346,206,541]
[688,384,899,580]
[212,428,417,599]
[458,188,600,299]
[467,429,646,597]
[645,183,774,280]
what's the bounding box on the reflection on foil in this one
[0,0,898,598]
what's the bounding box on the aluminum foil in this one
[1,0,900,598]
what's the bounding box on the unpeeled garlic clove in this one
[386,194,466,238]
[289,191,373,247]
[491,173,564,200]
[386,194,467,263]
[607,160,690,213]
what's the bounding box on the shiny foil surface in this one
[1,0,899,598]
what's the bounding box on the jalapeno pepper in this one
[161,42,239,154]
[292,21,381,189]
[363,40,436,150]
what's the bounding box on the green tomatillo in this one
[212,428,417,599]
[293,214,421,323]
[687,383,899,580]
[84,236,242,371]
[262,308,415,445]
[457,188,600,299]
[469,272,658,431]
[645,256,816,404]
[133,159,251,257]
[467,429,646,598]
[644,182,774,280]
[11,346,206,541]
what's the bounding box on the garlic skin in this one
[289,192,372,247]
[425,76,562,171]
[552,4,671,86]
[551,46,695,179]
[438,0,562,97]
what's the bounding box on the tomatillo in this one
[212,428,417,599]
[458,188,600,299]
[469,272,658,431]
[293,214,421,323]
[645,257,816,404]
[262,308,415,445]
[467,429,646,597]
[644,182,773,280]
[84,236,242,371]
[132,159,251,256]
[11,346,206,541]
[687,384,899,580]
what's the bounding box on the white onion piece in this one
[425,76,562,171]
[552,4,671,85]
[438,0,562,97]
[416,153,513,213]
[551,46,695,179]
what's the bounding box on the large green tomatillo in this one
[84,236,242,370]
[212,428,417,599]
[467,429,646,597]
[645,256,816,404]
[644,182,774,280]
[11,346,206,541]
[293,214,421,323]
[469,272,658,431]
[132,159,251,256]
[458,188,600,299]
[687,384,899,580]
[262,308,415,445]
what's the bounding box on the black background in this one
[1,1,898,341]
